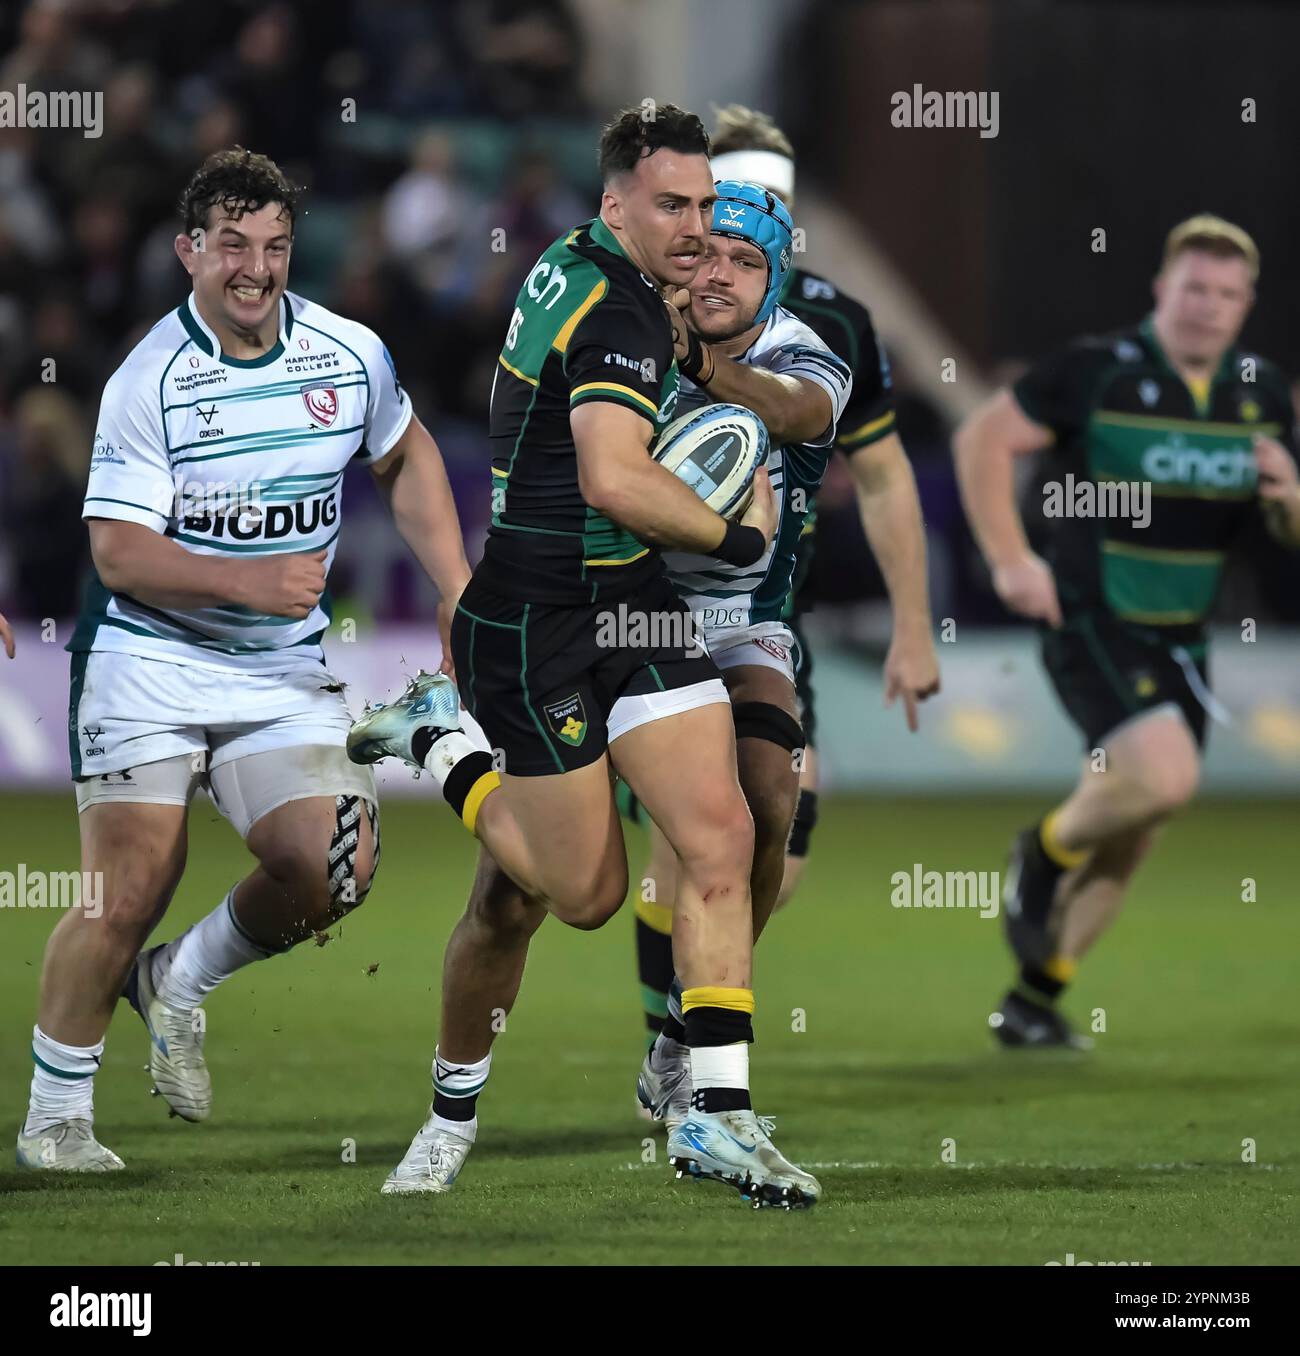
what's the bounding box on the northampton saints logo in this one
[543,693,587,747]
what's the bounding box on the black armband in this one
[713,521,765,567]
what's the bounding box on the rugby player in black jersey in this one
[350,105,822,1207]
[955,215,1300,1047]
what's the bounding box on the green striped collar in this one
[179,291,294,369]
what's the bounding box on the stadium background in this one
[0,0,1296,1268]
[2,0,1300,793]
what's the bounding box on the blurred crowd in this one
[0,0,596,622]
[2,0,1291,637]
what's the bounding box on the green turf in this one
[0,792,1296,1265]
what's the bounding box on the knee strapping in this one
[328,794,380,911]
[731,701,804,752]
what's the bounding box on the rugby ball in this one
[651,403,768,520]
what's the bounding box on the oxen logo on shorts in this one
[301,381,338,427]
[755,637,789,663]
[543,693,587,747]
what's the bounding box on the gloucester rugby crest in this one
[301,381,339,427]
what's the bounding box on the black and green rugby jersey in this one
[1014,316,1296,639]
[780,267,895,458]
[778,266,897,613]
[479,216,681,605]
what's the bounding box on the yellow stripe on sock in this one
[1044,954,1078,984]
[681,985,754,1015]
[1040,809,1088,869]
[461,770,501,835]
[634,894,673,935]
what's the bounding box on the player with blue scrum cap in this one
[639,180,855,1132]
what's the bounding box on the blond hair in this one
[710,105,794,159]
[1163,214,1259,282]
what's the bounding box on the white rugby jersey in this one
[71,291,411,673]
[663,305,852,633]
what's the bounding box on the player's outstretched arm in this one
[844,431,939,729]
[664,291,832,445]
[953,389,1062,627]
[0,610,14,659]
[370,416,473,673]
[89,520,325,618]
[703,362,831,445]
[571,401,775,559]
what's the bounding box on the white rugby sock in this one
[156,888,275,1012]
[429,1113,478,1142]
[689,1042,750,1097]
[25,1026,101,1135]
[430,1045,490,1134]
[420,731,487,789]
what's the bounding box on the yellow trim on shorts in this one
[681,985,754,1015]
[634,893,674,935]
[584,548,650,566]
[462,770,501,835]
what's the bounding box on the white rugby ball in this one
[651,403,768,520]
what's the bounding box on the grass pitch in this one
[0,792,1296,1266]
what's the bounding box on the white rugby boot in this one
[667,1109,822,1209]
[16,1119,124,1172]
[346,671,462,768]
[381,1109,476,1195]
[636,1034,690,1133]
[123,944,211,1122]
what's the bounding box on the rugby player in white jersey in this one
[17,149,473,1171]
[637,183,853,1127]
[626,109,940,1051]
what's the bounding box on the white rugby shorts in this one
[70,650,374,835]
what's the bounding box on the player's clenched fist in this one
[992,550,1063,628]
[234,549,328,618]
[662,286,692,363]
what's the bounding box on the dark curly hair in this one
[597,103,709,184]
[180,147,298,237]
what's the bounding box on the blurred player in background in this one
[349,107,824,1208]
[17,149,474,1171]
[627,107,939,1051]
[955,215,1300,1047]
[636,181,853,1130]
